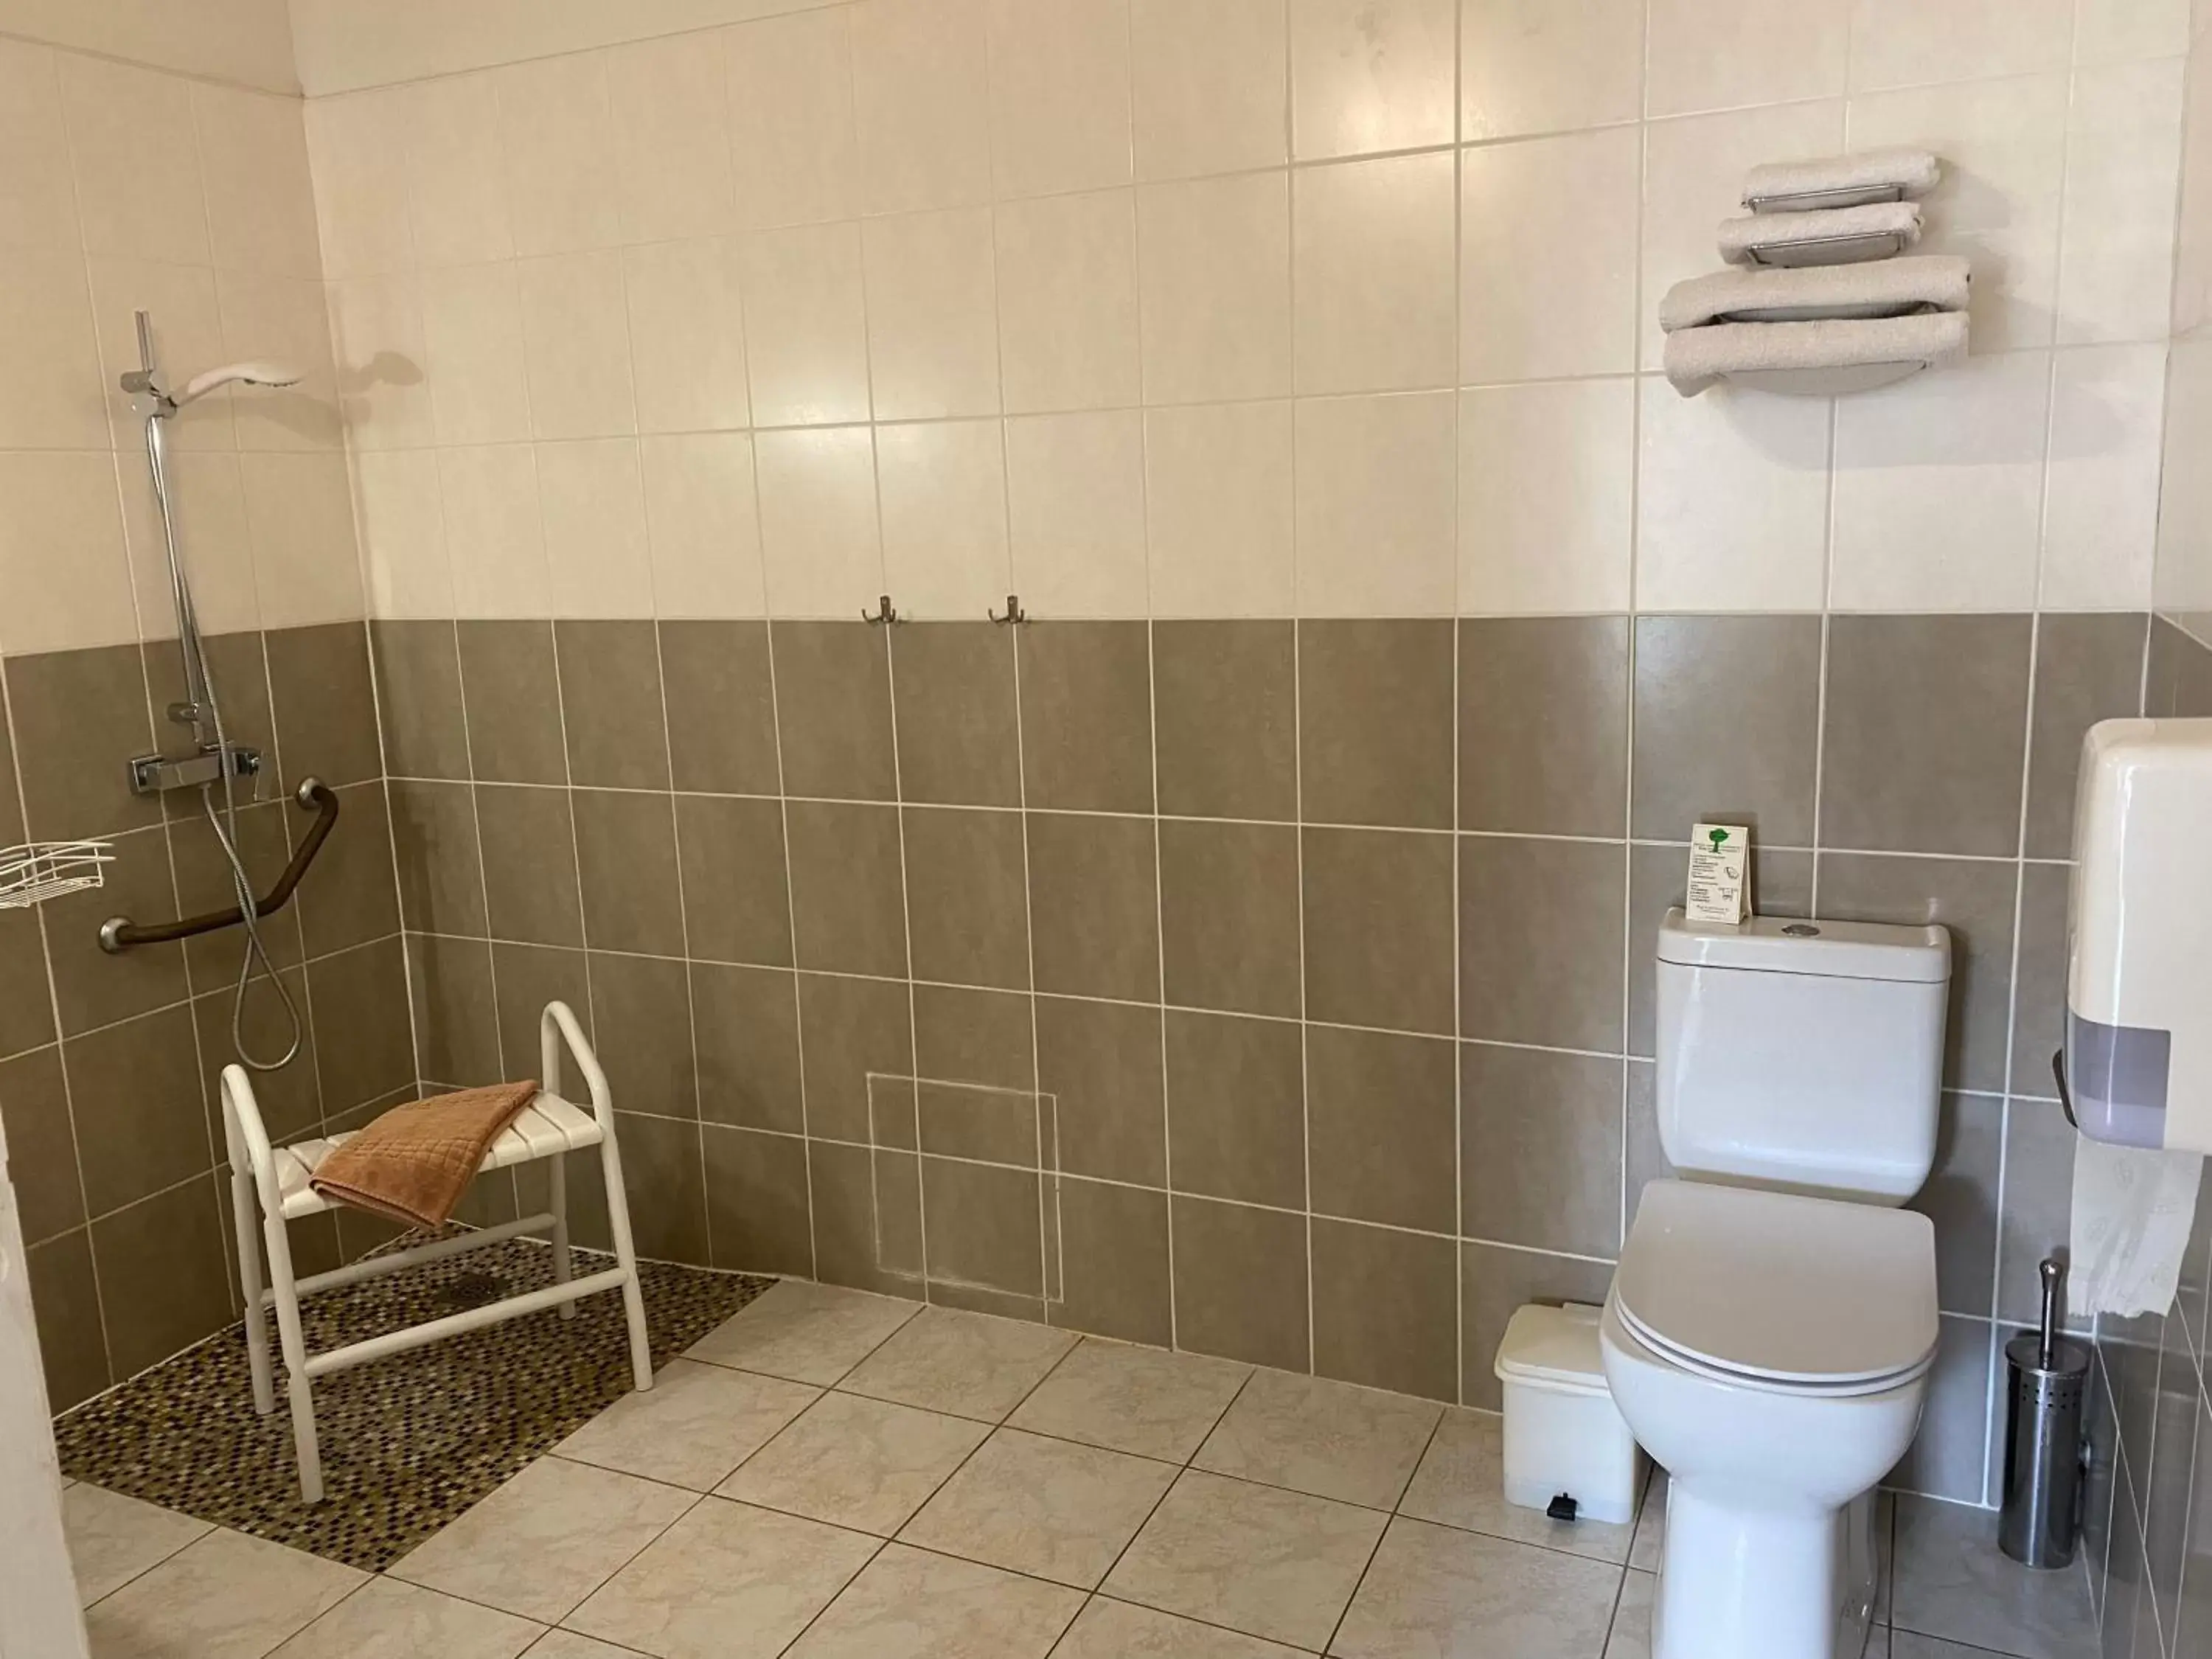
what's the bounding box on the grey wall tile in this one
[613,1108,709,1266]
[1997,1098,2077,1328]
[1172,1194,1310,1373]
[1623,1059,1673,1231]
[147,633,274,804]
[476,782,585,947]
[370,619,469,780]
[1815,852,2017,1094]
[266,622,382,789]
[307,937,415,1110]
[922,1155,1045,1300]
[913,984,1039,1164]
[28,1231,108,1411]
[0,908,52,1061]
[1893,1315,1994,1504]
[1301,827,1455,1036]
[809,1138,926,1295]
[88,1174,233,1380]
[1460,1242,1615,1411]
[1460,616,1629,837]
[797,970,914,1144]
[774,621,897,801]
[1035,994,1166,1188]
[2141,1321,2198,1642]
[661,620,782,796]
[1461,1043,1623,1258]
[1165,1009,1304,1209]
[2145,616,2212,718]
[1027,811,1160,1003]
[1625,840,1814,1057]
[193,967,319,1144]
[573,787,686,957]
[785,801,908,978]
[1020,622,1155,815]
[0,692,18,849]
[0,1048,80,1244]
[1821,613,2031,857]
[1311,1217,1458,1405]
[693,962,803,1133]
[457,621,569,785]
[704,1123,813,1277]
[44,825,186,1036]
[2025,613,2147,860]
[173,798,302,984]
[2010,860,2069,1099]
[66,1004,209,1219]
[389,777,487,938]
[490,942,591,1083]
[5,644,159,841]
[891,622,1020,807]
[589,950,698,1121]
[296,781,400,957]
[902,805,1030,990]
[1301,619,1455,830]
[1159,818,1301,1018]
[1054,1178,1173,1348]
[555,619,671,790]
[1908,1093,2001,1319]
[1632,614,1820,844]
[1307,1024,1455,1234]
[1458,835,1624,1052]
[675,793,792,967]
[1154,620,1297,821]
[407,932,501,1086]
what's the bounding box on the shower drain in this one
[437,1271,507,1310]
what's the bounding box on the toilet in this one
[1601,911,1950,1659]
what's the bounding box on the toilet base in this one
[1653,1483,1879,1659]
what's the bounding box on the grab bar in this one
[99,778,340,953]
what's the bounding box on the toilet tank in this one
[1655,911,1950,1203]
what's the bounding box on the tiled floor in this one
[63,1279,2099,1658]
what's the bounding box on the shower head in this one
[119,359,303,417]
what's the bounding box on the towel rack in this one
[98,777,339,953]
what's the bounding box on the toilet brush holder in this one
[1999,1259,2091,1568]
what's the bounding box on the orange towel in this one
[309,1081,539,1230]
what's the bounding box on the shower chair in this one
[220,1001,655,1503]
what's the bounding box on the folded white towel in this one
[1664,310,1969,397]
[1718,201,1923,268]
[1659,256,1969,333]
[1742,147,1941,213]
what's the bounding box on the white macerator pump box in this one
[2065,717,2212,1153]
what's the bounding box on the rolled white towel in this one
[1717,200,1923,268]
[1659,255,1969,333]
[1742,147,1941,213]
[1663,310,1969,397]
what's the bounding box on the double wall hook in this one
[861,593,899,625]
[989,593,1027,625]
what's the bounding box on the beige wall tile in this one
[439,444,549,618]
[354,447,451,619]
[420,260,532,445]
[215,268,343,451]
[1646,0,1848,117]
[985,0,1135,199]
[0,451,139,653]
[1846,74,2067,353]
[2058,58,2186,346]
[1458,380,1633,616]
[877,420,1012,619]
[1848,0,2073,93]
[0,243,107,451]
[327,274,434,452]
[1636,377,1831,612]
[1007,410,1149,617]
[995,189,1141,414]
[520,250,639,440]
[1831,349,2049,611]
[538,437,652,618]
[1295,392,1457,617]
[862,207,1001,421]
[757,425,885,619]
[739,220,872,428]
[2074,0,2190,66]
[726,9,861,231]
[86,256,234,452]
[194,86,321,280]
[1461,0,1643,141]
[642,431,764,619]
[1290,0,1455,159]
[608,32,736,246]
[1130,0,1287,181]
[1462,128,1639,382]
[305,87,414,279]
[240,450,364,626]
[403,73,512,267]
[1146,401,1295,618]
[851,0,995,215]
[119,450,256,636]
[60,55,209,263]
[1137,172,1293,403]
[0,40,80,251]
[492,52,624,257]
[2043,343,2165,611]
[1295,151,1456,394]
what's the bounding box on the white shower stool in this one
[220,999,653,1503]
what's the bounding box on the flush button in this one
[1783,923,1820,937]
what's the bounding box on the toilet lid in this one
[1614,1180,1938,1387]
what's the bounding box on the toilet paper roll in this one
[2067,1136,2205,1318]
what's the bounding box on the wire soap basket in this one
[0,840,116,908]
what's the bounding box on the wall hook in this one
[861,594,898,625]
[988,593,1026,625]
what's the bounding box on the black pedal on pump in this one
[1546,1494,1579,1523]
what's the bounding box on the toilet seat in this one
[1614,1180,1938,1394]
